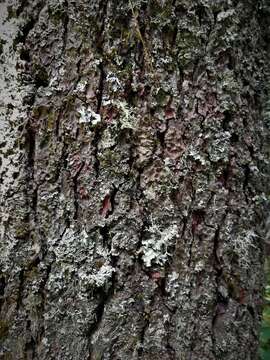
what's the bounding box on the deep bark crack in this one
[86,274,115,359]
[72,162,85,220]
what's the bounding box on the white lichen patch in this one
[116,100,137,129]
[141,218,178,267]
[188,147,207,165]
[231,229,258,269]
[49,75,58,88]
[99,128,117,150]
[75,80,87,93]
[78,105,101,125]
[208,131,231,163]
[217,9,235,22]
[106,71,122,92]
[48,226,93,263]
[194,260,205,272]
[102,99,137,129]
[166,271,180,297]
[82,263,115,288]
[47,226,115,295]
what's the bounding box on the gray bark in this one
[0,0,270,359]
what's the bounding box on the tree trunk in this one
[0,1,270,359]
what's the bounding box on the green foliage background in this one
[260,258,270,360]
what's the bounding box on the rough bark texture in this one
[0,0,270,359]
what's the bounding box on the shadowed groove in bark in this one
[86,274,116,360]
[72,161,85,220]
[61,0,69,54]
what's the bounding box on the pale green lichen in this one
[103,99,137,129]
[140,217,178,267]
[106,72,122,93]
[208,131,231,163]
[232,230,259,269]
[78,105,101,125]
[81,263,115,288]
[166,271,180,297]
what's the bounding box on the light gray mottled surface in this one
[0,1,270,359]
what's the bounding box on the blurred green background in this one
[260,258,270,360]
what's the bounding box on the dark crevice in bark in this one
[53,141,68,182]
[230,132,239,143]
[75,60,82,88]
[213,227,222,272]
[96,53,106,109]
[87,274,115,359]
[16,269,25,310]
[181,216,188,238]
[243,164,251,203]
[173,2,186,18]
[72,162,85,220]
[24,319,37,360]
[100,224,110,250]
[0,276,6,313]
[100,194,112,218]
[97,62,105,114]
[38,263,52,343]
[59,226,68,244]
[165,342,176,359]
[137,315,150,357]
[124,75,136,105]
[170,0,179,48]
[158,275,168,297]
[247,304,255,319]
[16,0,29,17]
[25,121,36,170]
[13,17,35,48]
[191,57,201,84]
[92,130,101,179]
[13,1,45,48]
[222,111,232,131]
[170,23,178,49]
[191,210,205,236]
[25,254,42,276]
[195,4,206,27]
[212,295,229,354]
[32,186,38,223]
[96,0,109,52]
[24,117,37,247]
[108,185,118,217]
[220,164,231,189]
[61,0,69,55]
[212,9,219,25]
[0,276,6,297]
[33,65,49,89]
[247,144,255,160]
[156,118,169,158]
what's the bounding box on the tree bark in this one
[0,1,270,359]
